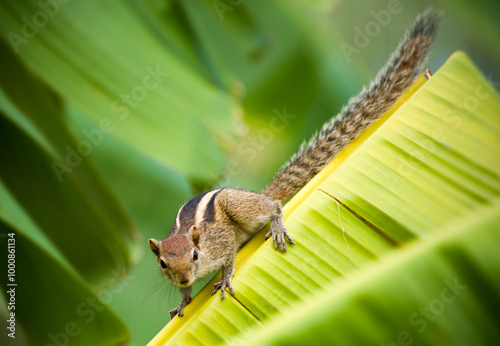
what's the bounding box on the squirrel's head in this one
[148,226,202,288]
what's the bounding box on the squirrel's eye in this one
[160,259,167,269]
[193,250,198,261]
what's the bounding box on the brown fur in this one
[161,235,190,256]
[261,11,439,201]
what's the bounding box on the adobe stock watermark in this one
[205,106,296,189]
[45,268,134,346]
[212,0,244,21]
[7,0,70,54]
[5,232,16,340]
[51,64,169,182]
[340,0,405,63]
[380,277,467,346]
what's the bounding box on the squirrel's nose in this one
[179,279,189,286]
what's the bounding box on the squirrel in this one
[149,11,439,319]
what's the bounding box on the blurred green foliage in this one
[0,0,498,345]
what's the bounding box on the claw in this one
[265,230,272,240]
[169,307,180,319]
[212,277,235,299]
[169,296,192,319]
[266,227,295,253]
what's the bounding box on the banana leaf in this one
[0,0,239,185]
[245,197,500,345]
[0,37,135,344]
[0,37,138,287]
[0,213,130,346]
[149,52,500,345]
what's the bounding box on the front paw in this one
[169,307,181,319]
[265,224,295,252]
[211,278,235,300]
[169,296,192,319]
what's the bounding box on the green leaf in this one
[244,198,500,345]
[0,217,130,346]
[0,0,239,185]
[0,28,139,345]
[149,52,500,344]
[0,40,136,286]
[66,107,193,238]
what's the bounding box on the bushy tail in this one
[261,10,440,201]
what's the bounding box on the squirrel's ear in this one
[148,238,161,259]
[190,226,200,248]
